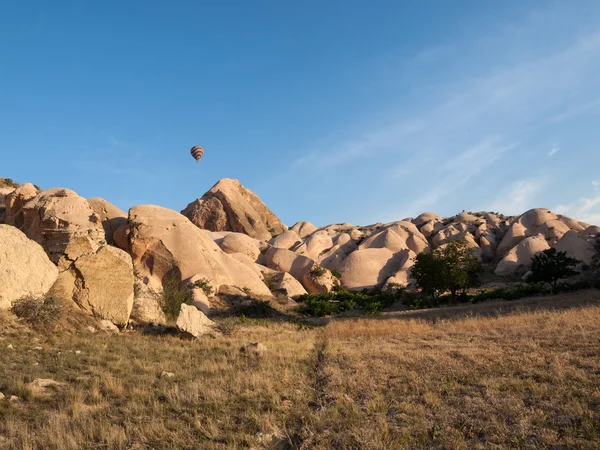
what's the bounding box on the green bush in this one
[162,275,193,321]
[189,278,214,296]
[527,248,579,293]
[11,297,63,332]
[298,287,405,317]
[330,269,342,279]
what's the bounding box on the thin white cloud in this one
[488,179,546,215]
[548,144,560,157]
[555,182,600,225]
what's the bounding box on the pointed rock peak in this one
[182,178,287,240]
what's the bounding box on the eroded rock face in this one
[267,272,307,298]
[87,198,127,245]
[301,266,340,294]
[218,232,265,261]
[290,221,318,238]
[555,231,596,265]
[48,245,134,326]
[0,225,58,309]
[182,178,286,240]
[126,204,271,297]
[19,188,105,265]
[4,183,39,228]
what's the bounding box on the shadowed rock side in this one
[181,178,287,240]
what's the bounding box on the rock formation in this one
[0,225,58,309]
[182,178,286,240]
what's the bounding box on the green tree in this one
[528,248,579,294]
[412,251,448,299]
[441,239,482,297]
[412,239,482,300]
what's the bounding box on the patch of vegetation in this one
[10,297,63,333]
[232,299,279,318]
[161,275,193,321]
[330,269,342,279]
[309,265,327,278]
[412,239,482,299]
[298,286,406,317]
[189,277,213,296]
[527,248,580,294]
[0,177,19,188]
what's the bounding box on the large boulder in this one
[87,198,127,245]
[495,235,551,276]
[496,222,527,258]
[125,205,271,297]
[48,245,134,326]
[293,231,334,260]
[176,304,216,338]
[301,266,340,294]
[339,248,413,290]
[19,188,105,265]
[181,178,286,240]
[518,208,558,231]
[266,272,307,298]
[0,225,58,309]
[319,233,358,271]
[361,222,429,255]
[412,212,443,227]
[4,183,39,228]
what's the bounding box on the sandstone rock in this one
[161,371,175,378]
[4,183,39,228]
[182,178,286,240]
[228,252,265,278]
[266,272,307,298]
[419,220,444,239]
[0,225,58,309]
[557,215,587,232]
[264,247,315,281]
[362,222,429,255]
[535,219,571,245]
[518,208,557,231]
[131,283,166,325]
[293,231,334,260]
[218,232,264,261]
[302,266,340,294]
[496,222,527,257]
[495,235,551,276]
[87,198,127,245]
[580,225,600,237]
[290,221,318,238]
[19,188,105,265]
[99,319,119,333]
[176,303,216,338]
[412,212,443,227]
[49,245,134,326]
[319,233,358,271]
[126,205,271,297]
[554,231,595,265]
[339,248,413,290]
[269,230,302,250]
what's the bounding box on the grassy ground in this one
[1,290,600,449]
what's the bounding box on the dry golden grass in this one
[1,290,599,449]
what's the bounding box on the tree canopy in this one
[527,248,579,293]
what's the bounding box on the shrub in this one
[189,278,213,296]
[162,275,193,321]
[330,269,342,279]
[11,297,63,332]
[309,265,327,278]
[298,288,405,316]
[527,248,580,294]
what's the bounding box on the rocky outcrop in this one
[301,266,340,294]
[495,235,551,276]
[124,204,271,297]
[0,225,58,309]
[48,245,134,326]
[264,247,315,281]
[18,188,105,266]
[4,183,39,228]
[182,178,286,240]
[267,272,307,298]
[269,230,302,250]
[176,304,216,338]
[87,198,127,245]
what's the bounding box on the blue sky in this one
[1,1,600,227]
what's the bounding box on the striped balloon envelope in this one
[190,146,204,162]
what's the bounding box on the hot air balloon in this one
[190,146,204,162]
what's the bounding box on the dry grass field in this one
[1,290,599,449]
